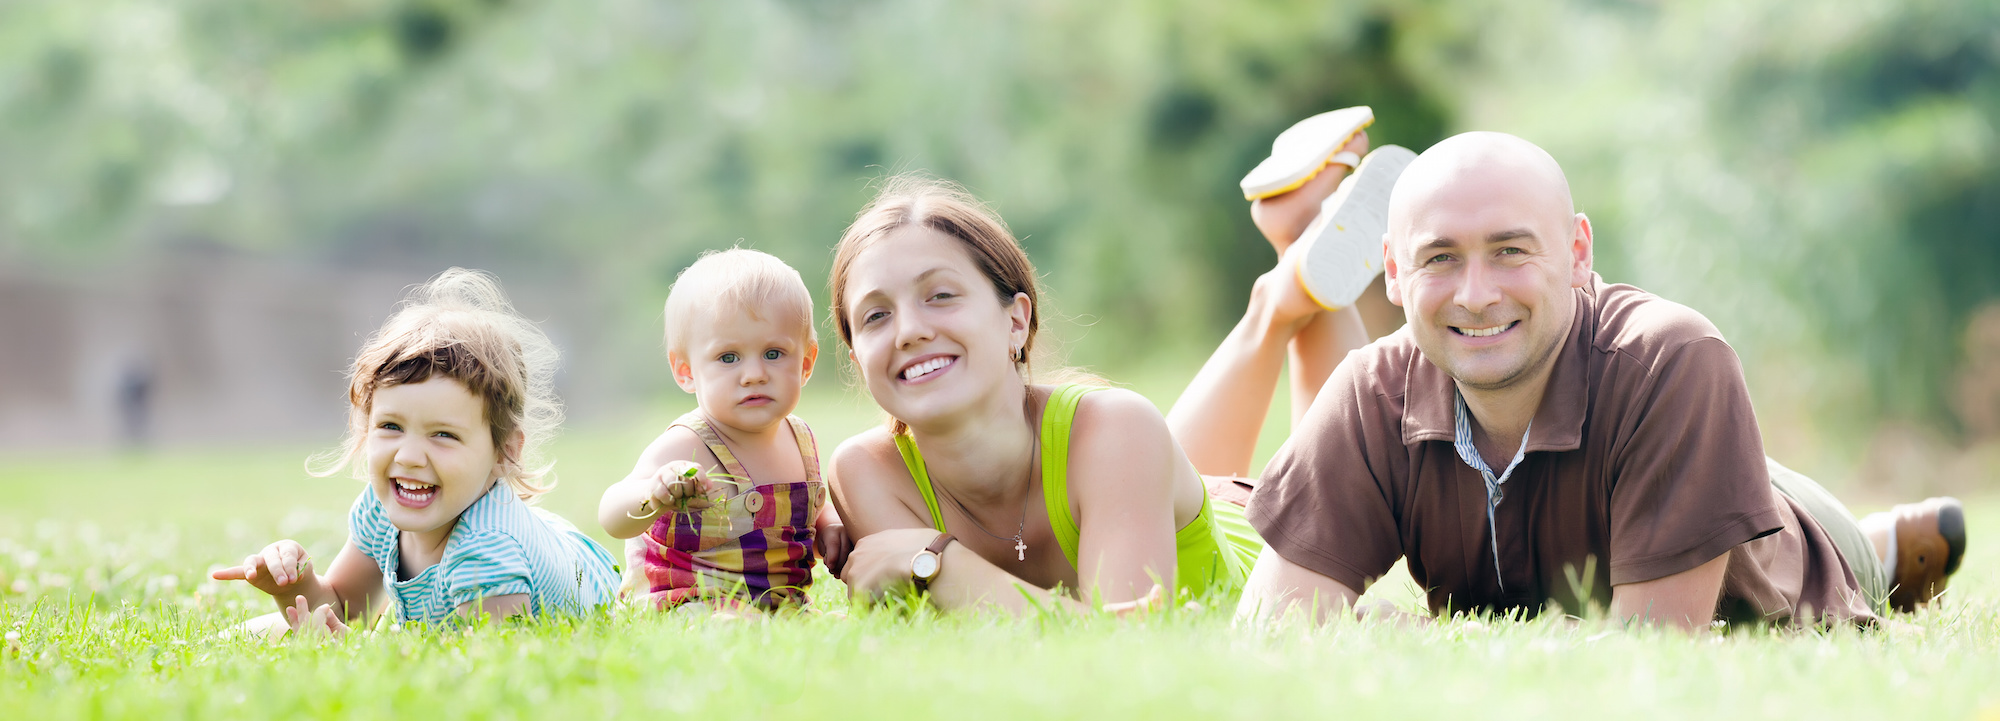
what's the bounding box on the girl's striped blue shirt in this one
[348,482,619,624]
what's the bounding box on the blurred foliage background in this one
[0,0,1995,487]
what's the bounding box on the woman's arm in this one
[1066,389,1187,604]
[829,430,1084,613]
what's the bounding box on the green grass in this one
[3,379,1998,719]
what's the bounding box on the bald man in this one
[1233,131,1965,629]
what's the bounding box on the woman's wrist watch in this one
[911,533,955,593]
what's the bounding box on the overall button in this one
[745,492,765,513]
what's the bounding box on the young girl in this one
[210,268,620,637]
[597,249,846,613]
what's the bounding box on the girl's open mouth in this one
[392,478,439,509]
[898,355,956,384]
[740,394,774,406]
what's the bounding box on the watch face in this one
[911,552,940,579]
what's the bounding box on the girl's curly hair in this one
[309,268,564,501]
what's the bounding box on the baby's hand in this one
[210,540,315,599]
[816,522,852,578]
[284,595,350,642]
[648,461,713,513]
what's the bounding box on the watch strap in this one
[913,532,955,593]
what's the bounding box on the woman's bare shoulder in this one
[1069,387,1173,437]
[827,425,934,533]
[827,425,907,489]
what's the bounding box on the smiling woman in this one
[825,175,1264,613]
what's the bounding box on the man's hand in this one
[1235,545,1364,625]
[1609,550,1729,632]
[211,540,316,600]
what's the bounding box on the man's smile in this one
[1449,320,1520,339]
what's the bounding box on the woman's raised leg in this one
[1168,132,1375,477]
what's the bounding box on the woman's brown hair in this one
[829,174,1048,434]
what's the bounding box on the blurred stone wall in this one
[0,247,647,450]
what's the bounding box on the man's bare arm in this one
[1235,545,1364,624]
[1608,549,1730,631]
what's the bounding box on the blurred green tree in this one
[0,0,1993,458]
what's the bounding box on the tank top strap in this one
[1040,384,1100,570]
[785,415,822,484]
[892,432,949,534]
[670,412,753,482]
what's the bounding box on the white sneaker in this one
[1287,145,1418,310]
[1239,106,1374,200]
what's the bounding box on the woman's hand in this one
[284,595,351,642]
[1102,584,1167,618]
[842,527,943,601]
[211,540,317,600]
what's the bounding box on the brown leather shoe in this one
[1868,497,1968,612]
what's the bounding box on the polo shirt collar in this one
[1401,278,1597,451]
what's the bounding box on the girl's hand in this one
[284,595,351,642]
[647,460,713,513]
[210,540,315,599]
[816,522,852,578]
[843,528,944,601]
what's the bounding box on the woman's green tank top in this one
[892,384,1249,600]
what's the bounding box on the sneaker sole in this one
[1291,144,1418,311]
[1240,106,1375,200]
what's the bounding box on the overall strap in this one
[786,416,822,484]
[1040,384,1099,570]
[893,433,949,534]
[672,413,753,483]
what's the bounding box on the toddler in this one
[598,249,845,611]
[211,269,620,637]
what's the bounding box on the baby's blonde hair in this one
[309,268,564,501]
[663,248,818,359]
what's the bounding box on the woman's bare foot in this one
[1250,130,1370,256]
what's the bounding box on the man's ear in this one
[1381,234,1405,307]
[669,353,698,393]
[800,342,819,384]
[1570,212,1595,287]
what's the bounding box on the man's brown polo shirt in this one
[1249,275,1875,625]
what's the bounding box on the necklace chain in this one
[928,398,1039,561]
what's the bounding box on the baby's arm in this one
[597,426,715,538]
[813,504,850,577]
